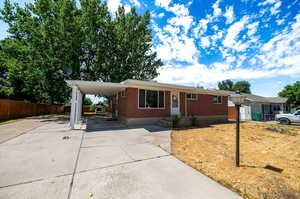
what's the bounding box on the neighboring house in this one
[66,79,229,127]
[227,92,287,121]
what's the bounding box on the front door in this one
[171,92,180,115]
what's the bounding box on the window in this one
[139,89,165,108]
[273,104,281,111]
[187,93,197,100]
[120,89,126,97]
[213,96,222,104]
[295,111,300,115]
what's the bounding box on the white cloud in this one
[212,25,219,31]
[199,18,209,31]
[153,0,300,88]
[250,58,257,65]
[223,16,249,51]
[168,16,193,33]
[258,0,276,6]
[225,55,236,64]
[167,4,194,33]
[151,12,165,18]
[212,0,222,18]
[107,0,120,13]
[124,5,131,13]
[164,25,180,35]
[256,14,300,71]
[154,24,199,63]
[156,60,300,87]
[224,6,235,24]
[247,22,259,36]
[130,0,140,7]
[258,0,282,15]
[213,62,230,70]
[156,63,277,86]
[236,55,247,67]
[193,19,209,38]
[270,1,282,15]
[155,0,172,9]
[200,37,210,48]
[276,19,284,25]
[211,31,223,44]
[158,13,165,18]
[168,4,189,16]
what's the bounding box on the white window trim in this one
[138,88,165,109]
[213,96,222,104]
[121,89,126,97]
[186,93,197,100]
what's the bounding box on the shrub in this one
[172,115,181,128]
[191,116,197,126]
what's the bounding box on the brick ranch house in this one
[66,80,229,128]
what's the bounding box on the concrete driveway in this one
[0,117,241,199]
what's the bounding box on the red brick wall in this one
[118,88,171,118]
[186,94,228,116]
[117,89,228,118]
[180,92,186,116]
[117,89,127,116]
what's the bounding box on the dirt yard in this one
[172,122,300,199]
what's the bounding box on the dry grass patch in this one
[172,122,300,199]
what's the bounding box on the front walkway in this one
[0,117,241,199]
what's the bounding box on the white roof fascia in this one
[121,79,228,96]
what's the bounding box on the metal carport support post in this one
[70,86,77,129]
[70,86,82,129]
[75,89,82,123]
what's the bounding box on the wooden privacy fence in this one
[63,106,91,113]
[0,99,66,120]
[228,106,236,120]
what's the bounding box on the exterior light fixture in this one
[229,91,245,167]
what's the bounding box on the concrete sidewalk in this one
[0,118,241,199]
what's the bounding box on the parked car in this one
[275,110,300,125]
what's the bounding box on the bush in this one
[172,115,181,128]
[91,104,97,112]
[191,116,197,126]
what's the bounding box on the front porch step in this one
[157,118,172,128]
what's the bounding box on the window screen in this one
[139,89,146,108]
[187,93,197,100]
[159,91,164,108]
[139,89,164,108]
[146,90,158,108]
[213,96,222,104]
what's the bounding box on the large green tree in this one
[278,81,300,109]
[0,0,81,103]
[0,0,162,104]
[233,81,251,94]
[218,79,251,93]
[83,97,93,105]
[218,79,234,91]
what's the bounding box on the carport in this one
[66,80,126,129]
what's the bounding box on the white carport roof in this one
[66,79,230,96]
[66,80,126,96]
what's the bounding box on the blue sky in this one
[1,0,300,97]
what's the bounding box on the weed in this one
[62,136,71,140]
